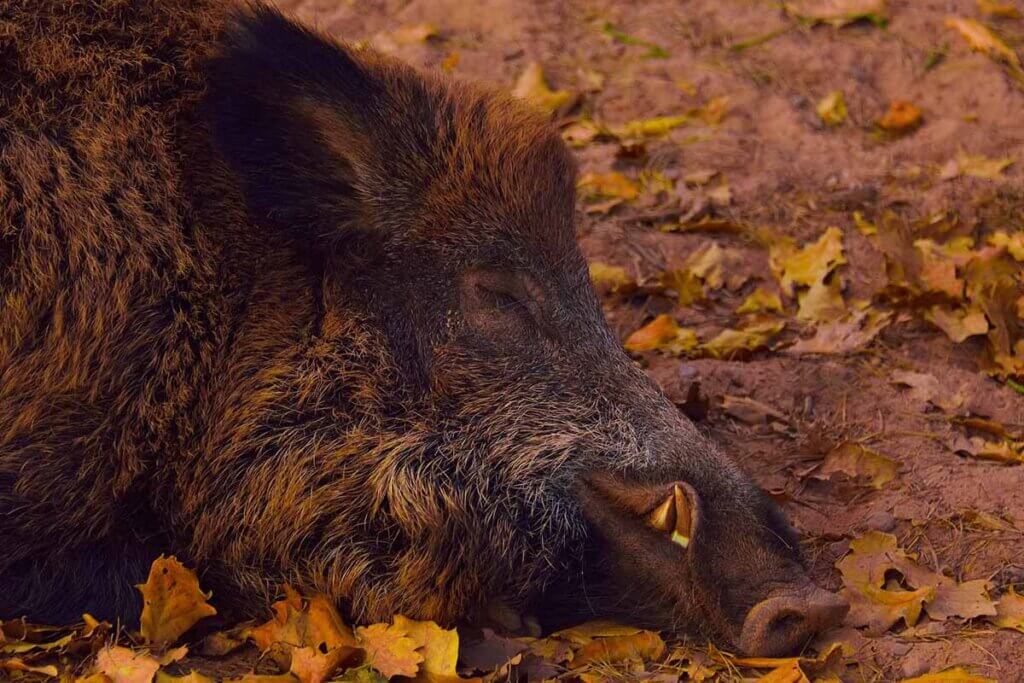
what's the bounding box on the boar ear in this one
[202,4,401,242]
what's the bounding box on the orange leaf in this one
[137,556,217,648]
[356,622,423,679]
[92,646,160,683]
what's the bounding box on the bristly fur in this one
[1,0,811,649]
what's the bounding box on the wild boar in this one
[0,0,847,656]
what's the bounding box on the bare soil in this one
[275,0,1024,679]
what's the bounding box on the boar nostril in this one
[738,587,849,657]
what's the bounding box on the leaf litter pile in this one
[7,0,1024,680]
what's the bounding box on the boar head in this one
[199,4,846,656]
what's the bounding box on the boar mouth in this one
[572,471,848,656]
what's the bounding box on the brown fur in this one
[0,0,835,652]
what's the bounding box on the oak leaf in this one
[818,442,897,489]
[92,646,160,683]
[356,622,423,679]
[392,616,459,681]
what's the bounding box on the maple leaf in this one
[660,268,705,307]
[818,442,897,489]
[511,62,575,116]
[797,275,846,324]
[989,588,1024,632]
[701,320,785,360]
[588,262,635,295]
[356,622,423,679]
[786,308,892,354]
[774,227,846,297]
[137,557,217,649]
[924,306,990,343]
[736,287,783,315]
[391,616,459,681]
[91,646,160,683]
[890,370,964,413]
[289,645,361,683]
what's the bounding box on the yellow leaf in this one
[989,587,1024,632]
[392,616,459,680]
[624,315,699,355]
[945,17,1020,66]
[877,100,923,133]
[900,667,997,683]
[819,442,897,489]
[786,309,891,354]
[0,658,61,678]
[440,52,460,73]
[757,662,809,683]
[817,91,847,126]
[92,646,160,683]
[924,306,989,343]
[737,287,783,315]
[388,24,439,44]
[223,676,299,683]
[852,211,877,236]
[797,275,846,323]
[988,230,1024,261]
[356,622,423,679]
[552,621,643,645]
[977,0,1021,18]
[249,587,359,674]
[914,240,964,298]
[660,268,705,306]
[776,227,846,296]
[945,151,1014,180]
[137,556,217,648]
[577,172,639,201]
[612,115,690,139]
[701,321,785,360]
[588,262,635,295]
[511,62,574,115]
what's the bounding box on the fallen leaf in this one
[819,442,898,489]
[92,646,160,683]
[289,645,361,683]
[440,52,460,73]
[853,211,877,236]
[0,658,60,678]
[552,621,642,645]
[199,625,250,657]
[737,287,783,315]
[356,623,423,679]
[817,91,847,126]
[624,315,700,355]
[155,672,217,683]
[989,588,1024,632]
[722,395,789,426]
[511,62,575,116]
[878,101,923,133]
[945,17,1020,66]
[942,151,1014,180]
[797,275,847,323]
[388,24,439,45]
[577,172,639,201]
[137,556,217,649]
[569,630,665,668]
[223,676,299,683]
[784,0,888,27]
[914,240,964,298]
[890,370,964,412]
[701,321,785,360]
[924,306,990,343]
[589,262,635,295]
[392,616,459,680]
[660,268,705,306]
[787,308,892,354]
[978,0,1021,18]
[927,579,997,622]
[901,667,997,683]
[988,230,1024,261]
[775,227,846,296]
[612,115,690,139]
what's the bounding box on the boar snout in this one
[739,585,849,657]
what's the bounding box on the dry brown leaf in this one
[878,101,923,133]
[915,240,964,298]
[551,621,642,645]
[818,442,897,489]
[941,151,1014,180]
[924,306,990,343]
[787,309,892,354]
[92,646,161,683]
[978,0,1021,18]
[137,556,217,649]
[890,370,964,412]
[945,17,1020,66]
[817,91,847,126]
[722,395,789,426]
[624,315,699,355]
[989,588,1024,632]
[928,579,997,622]
[900,668,997,683]
[356,622,423,679]
[511,62,575,116]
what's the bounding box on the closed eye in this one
[476,284,528,314]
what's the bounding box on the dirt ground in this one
[261,0,1024,679]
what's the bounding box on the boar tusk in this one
[672,484,692,547]
[645,493,676,533]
